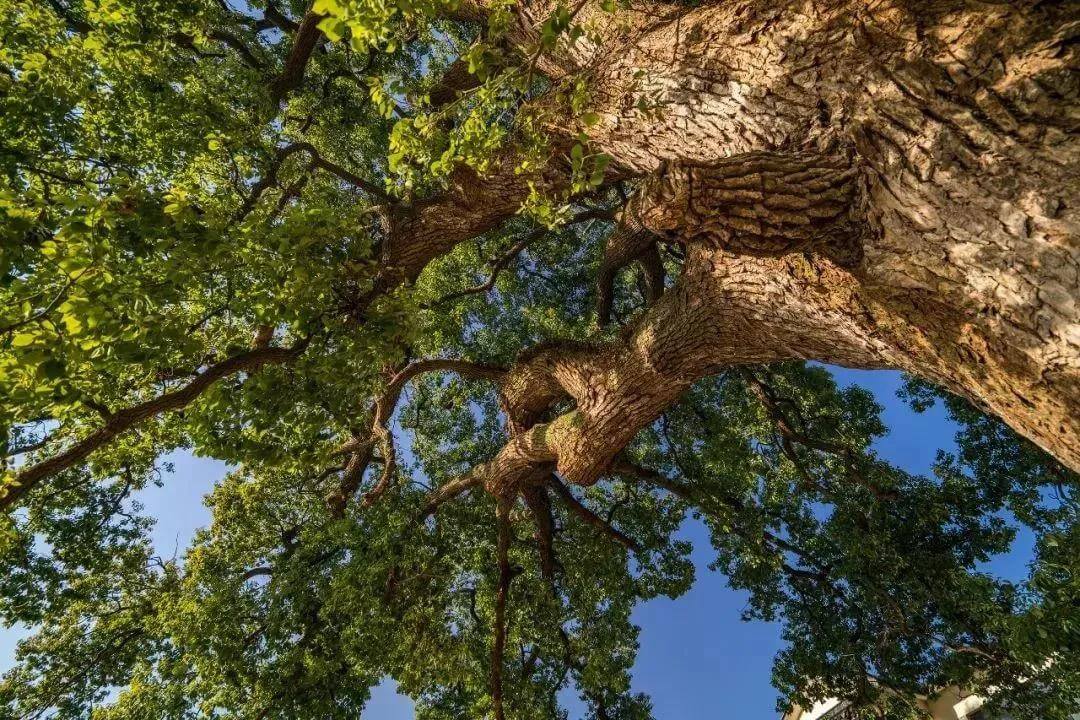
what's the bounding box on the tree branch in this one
[328,358,507,515]
[614,457,831,578]
[337,358,507,453]
[596,200,661,327]
[439,0,489,25]
[241,566,273,581]
[326,443,376,518]
[258,1,301,33]
[289,142,389,200]
[234,142,387,223]
[267,9,325,106]
[209,29,266,70]
[3,433,53,461]
[432,208,612,306]
[432,229,544,306]
[2,340,308,511]
[428,57,483,108]
[522,484,557,583]
[0,269,86,337]
[490,496,513,720]
[739,369,899,501]
[420,473,484,519]
[547,475,641,553]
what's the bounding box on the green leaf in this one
[317,16,348,43]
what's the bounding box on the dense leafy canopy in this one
[0,1,1077,719]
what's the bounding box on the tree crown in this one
[0,1,1077,718]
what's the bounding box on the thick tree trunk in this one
[490,0,1079,469]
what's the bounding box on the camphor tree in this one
[0,0,1078,717]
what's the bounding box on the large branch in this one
[433,207,612,306]
[447,151,1030,493]
[279,132,1080,535]
[3,342,306,511]
[526,0,1080,468]
[328,359,507,515]
[380,160,558,287]
[522,484,557,581]
[6,152,560,512]
[339,154,573,326]
[476,245,902,497]
[267,9,324,106]
[420,473,484,519]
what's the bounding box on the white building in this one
[783,687,1002,720]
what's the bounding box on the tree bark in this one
[481,0,1079,469]
[476,240,905,492]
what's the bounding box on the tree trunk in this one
[491,0,1079,469]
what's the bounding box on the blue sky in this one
[0,368,1037,719]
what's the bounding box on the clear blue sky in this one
[0,369,1036,719]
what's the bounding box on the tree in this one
[0,0,1077,717]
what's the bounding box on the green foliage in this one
[314,0,460,53]
[0,1,1076,719]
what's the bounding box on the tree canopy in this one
[0,1,1078,718]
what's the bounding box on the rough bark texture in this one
[13,0,1077,516]
[477,0,1080,471]
[358,158,565,313]
[478,241,912,493]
